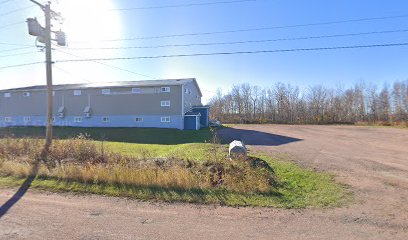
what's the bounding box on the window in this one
[73,90,82,96]
[161,87,170,93]
[134,117,143,122]
[52,91,56,96]
[23,92,30,97]
[4,92,11,98]
[4,117,12,122]
[160,100,171,107]
[52,116,56,122]
[184,88,188,94]
[161,116,170,123]
[102,117,110,123]
[102,89,110,95]
[23,116,31,122]
[74,117,82,123]
[132,88,141,94]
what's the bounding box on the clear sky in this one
[0,0,407,103]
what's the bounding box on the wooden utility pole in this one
[44,2,53,149]
[27,1,65,151]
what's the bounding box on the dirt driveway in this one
[1,125,408,239]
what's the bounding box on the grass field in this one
[0,127,348,208]
[0,127,212,144]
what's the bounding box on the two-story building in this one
[0,78,209,130]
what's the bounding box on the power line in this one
[71,13,408,43]
[109,0,256,11]
[0,5,35,18]
[67,28,408,51]
[0,46,33,53]
[0,61,43,70]
[0,42,33,47]
[54,48,157,79]
[0,0,13,5]
[0,51,38,58]
[0,20,27,30]
[0,15,44,30]
[53,65,93,83]
[55,42,408,62]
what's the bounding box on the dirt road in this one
[1,125,408,239]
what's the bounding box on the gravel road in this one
[1,125,407,239]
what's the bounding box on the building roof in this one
[0,78,203,96]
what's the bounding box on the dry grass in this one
[355,121,408,128]
[0,136,276,194]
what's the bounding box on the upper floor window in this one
[161,87,170,93]
[132,88,141,94]
[160,100,171,107]
[4,92,11,98]
[74,90,82,96]
[184,88,188,94]
[102,89,110,95]
[23,92,30,97]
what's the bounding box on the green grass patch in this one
[102,142,218,162]
[0,127,212,144]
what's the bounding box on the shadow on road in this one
[0,160,39,219]
[218,127,302,146]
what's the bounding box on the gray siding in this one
[0,85,182,117]
[183,81,202,113]
[0,78,204,130]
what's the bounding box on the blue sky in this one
[0,0,408,102]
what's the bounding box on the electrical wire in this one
[0,42,33,47]
[71,14,408,43]
[0,15,44,30]
[0,0,13,5]
[53,65,93,83]
[67,28,408,50]
[54,48,157,79]
[0,5,35,18]
[0,51,38,58]
[0,46,34,53]
[0,20,26,30]
[0,61,43,70]
[54,42,408,63]
[109,0,256,11]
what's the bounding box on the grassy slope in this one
[0,148,348,208]
[0,127,348,208]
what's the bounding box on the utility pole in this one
[27,1,65,152]
[44,2,53,149]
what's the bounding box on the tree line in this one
[208,80,408,125]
